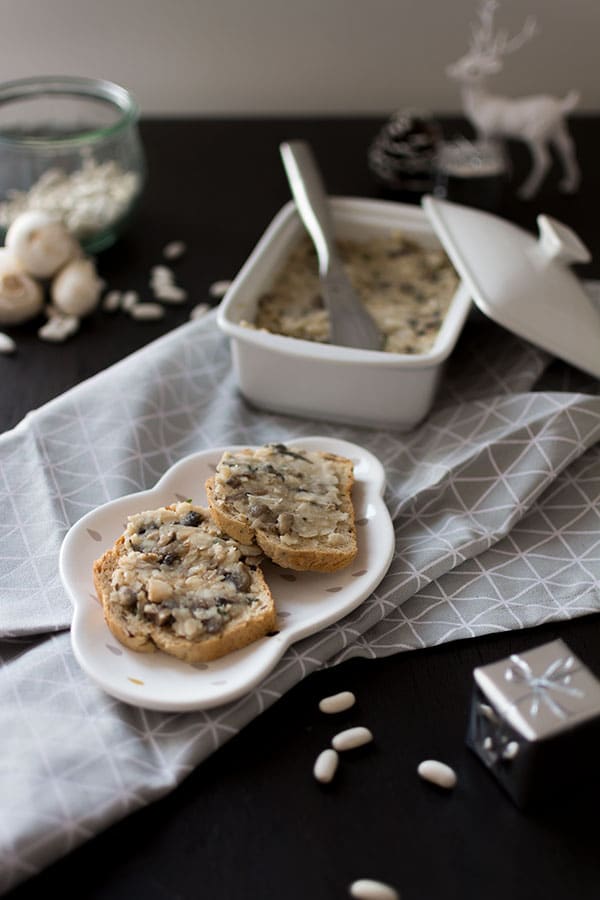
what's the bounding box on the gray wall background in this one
[0,0,596,116]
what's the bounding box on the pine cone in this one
[368,110,442,192]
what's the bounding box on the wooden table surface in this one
[4,117,600,900]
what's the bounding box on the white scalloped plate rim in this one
[60,436,394,712]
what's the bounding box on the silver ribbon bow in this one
[504,653,584,720]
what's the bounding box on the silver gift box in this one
[466,639,600,808]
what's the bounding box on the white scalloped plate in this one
[60,436,394,712]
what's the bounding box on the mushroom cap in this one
[5,210,80,279]
[0,248,44,325]
[51,257,103,317]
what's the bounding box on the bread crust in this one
[206,448,357,573]
[93,510,276,664]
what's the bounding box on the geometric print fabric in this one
[1,313,600,893]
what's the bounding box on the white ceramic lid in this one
[422,195,600,378]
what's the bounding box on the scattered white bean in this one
[417,759,457,790]
[153,284,187,303]
[319,691,356,714]
[150,265,174,286]
[313,748,339,784]
[332,726,373,752]
[102,290,122,312]
[129,302,165,321]
[349,878,400,900]
[149,264,188,302]
[209,279,232,298]
[163,240,186,260]
[121,290,139,311]
[0,331,16,354]
[190,302,210,321]
[38,314,79,342]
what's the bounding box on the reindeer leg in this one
[552,125,580,193]
[518,139,551,200]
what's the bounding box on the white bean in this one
[102,290,122,312]
[190,303,210,321]
[153,284,187,303]
[150,265,174,285]
[163,240,186,260]
[332,726,373,752]
[38,314,79,342]
[319,691,356,714]
[417,759,457,790]
[130,302,165,321]
[0,331,16,354]
[209,279,232,298]
[0,160,140,240]
[349,878,400,900]
[313,748,339,784]
[121,290,139,311]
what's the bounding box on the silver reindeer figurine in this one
[446,0,580,199]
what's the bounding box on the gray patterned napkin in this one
[2,311,600,894]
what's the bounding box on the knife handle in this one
[279,140,334,274]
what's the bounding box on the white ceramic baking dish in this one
[217,196,472,430]
[218,193,600,430]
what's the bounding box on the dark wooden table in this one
[4,117,600,900]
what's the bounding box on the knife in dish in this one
[279,140,382,351]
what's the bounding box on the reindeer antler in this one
[494,16,539,56]
[469,0,500,54]
[469,1,538,60]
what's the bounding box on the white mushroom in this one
[50,258,104,317]
[0,248,44,325]
[5,210,79,279]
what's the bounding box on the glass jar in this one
[0,76,146,253]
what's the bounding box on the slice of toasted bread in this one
[93,503,276,664]
[206,443,357,572]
